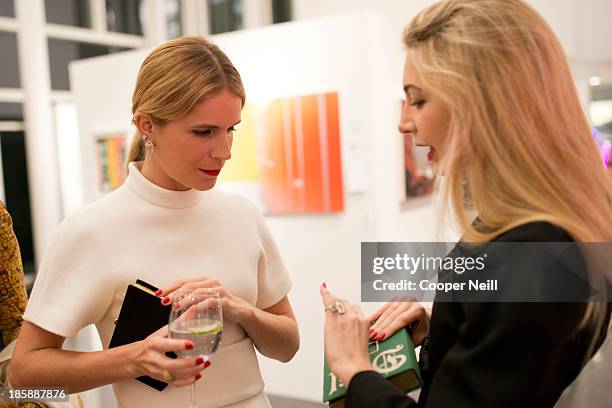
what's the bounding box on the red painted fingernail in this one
[322,282,327,288]
[204,360,211,368]
[161,297,170,305]
[196,357,204,365]
[379,333,387,341]
[370,330,377,340]
[155,290,162,296]
[195,373,202,380]
[185,342,193,350]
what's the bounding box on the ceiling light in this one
[589,76,602,86]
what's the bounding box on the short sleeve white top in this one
[24,162,292,407]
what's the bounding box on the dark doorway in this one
[1,130,35,292]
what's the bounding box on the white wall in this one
[291,0,612,104]
[291,0,612,62]
[71,12,455,403]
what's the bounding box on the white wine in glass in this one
[169,289,223,408]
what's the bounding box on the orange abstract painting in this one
[260,92,344,213]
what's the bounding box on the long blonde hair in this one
[128,36,245,163]
[404,0,611,337]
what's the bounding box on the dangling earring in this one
[143,134,154,154]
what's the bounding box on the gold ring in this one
[161,369,175,382]
[325,300,347,315]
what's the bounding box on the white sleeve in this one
[254,215,292,310]
[23,212,114,338]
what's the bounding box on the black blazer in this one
[346,222,610,407]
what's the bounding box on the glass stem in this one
[189,382,197,408]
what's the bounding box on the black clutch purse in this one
[108,279,176,391]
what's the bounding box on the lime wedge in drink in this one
[187,323,222,335]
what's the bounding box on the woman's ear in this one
[133,113,155,141]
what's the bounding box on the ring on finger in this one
[161,369,175,382]
[325,300,347,315]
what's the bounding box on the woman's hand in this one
[320,284,373,387]
[158,277,254,324]
[367,301,431,346]
[129,325,209,386]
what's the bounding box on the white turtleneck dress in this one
[23,162,292,407]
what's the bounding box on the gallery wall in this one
[291,0,612,67]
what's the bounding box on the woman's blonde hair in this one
[403,0,611,340]
[128,35,245,163]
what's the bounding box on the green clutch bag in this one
[323,328,422,407]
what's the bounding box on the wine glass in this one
[169,288,223,408]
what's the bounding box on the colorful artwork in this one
[602,140,611,169]
[589,96,612,178]
[592,127,612,178]
[401,101,435,201]
[220,92,344,214]
[96,135,126,193]
[404,134,435,198]
[260,92,344,213]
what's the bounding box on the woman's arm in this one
[9,321,138,391]
[239,296,299,363]
[321,284,418,408]
[320,285,417,407]
[9,321,209,392]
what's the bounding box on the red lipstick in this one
[202,169,221,176]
